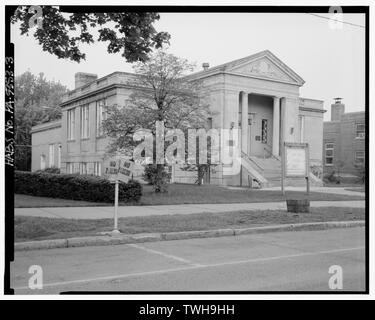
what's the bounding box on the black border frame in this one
[4,5,370,296]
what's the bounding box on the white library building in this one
[31,50,325,188]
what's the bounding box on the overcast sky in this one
[11,12,365,120]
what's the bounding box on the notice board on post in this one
[282,142,310,194]
[117,159,134,183]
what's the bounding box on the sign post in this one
[104,158,121,234]
[113,179,119,232]
[282,142,310,195]
[104,156,136,234]
[281,141,285,195]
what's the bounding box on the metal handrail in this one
[241,151,264,173]
[263,145,281,161]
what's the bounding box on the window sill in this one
[355,137,365,140]
[67,139,76,143]
[81,138,90,141]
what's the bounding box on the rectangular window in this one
[73,163,80,174]
[80,105,90,139]
[49,144,55,167]
[96,99,107,137]
[325,143,334,165]
[356,123,365,138]
[238,102,242,128]
[80,162,87,175]
[261,119,268,144]
[57,145,61,168]
[66,162,73,174]
[207,117,213,129]
[67,109,75,140]
[355,151,365,164]
[40,155,46,170]
[94,162,102,176]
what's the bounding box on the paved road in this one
[11,228,366,293]
[15,200,365,220]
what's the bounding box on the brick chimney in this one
[75,72,98,89]
[331,97,345,121]
[202,62,210,71]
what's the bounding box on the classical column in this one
[272,96,280,156]
[241,92,248,154]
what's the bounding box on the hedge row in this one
[15,171,142,203]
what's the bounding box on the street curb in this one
[14,220,365,251]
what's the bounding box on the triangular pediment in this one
[186,50,305,86]
[229,55,302,85]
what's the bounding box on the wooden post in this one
[114,179,119,231]
[306,144,310,195]
[281,142,285,195]
[306,176,310,195]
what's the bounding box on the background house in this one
[323,98,365,182]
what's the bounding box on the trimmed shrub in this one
[142,164,170,192]
[36,167,61,174]
[324,171,339,184]
[15,171,142,203]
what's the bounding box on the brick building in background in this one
[323,98,365,181]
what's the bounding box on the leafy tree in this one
[11,6,170,63]
[103,50,209,192]
[15,71,67,171]
[354,161,365,184]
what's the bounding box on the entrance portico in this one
[240,92,281,158]
[177,50,325,187]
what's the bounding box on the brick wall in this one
[323,110,365,178]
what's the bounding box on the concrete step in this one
[248,157,281,172]
[264,170,281,175]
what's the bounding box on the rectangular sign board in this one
[104,157,136,183]
[117,160,134,183]
[284,143,309,178]
[104,159,119,182]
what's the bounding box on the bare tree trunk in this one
[154,164,166,193]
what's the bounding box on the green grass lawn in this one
[15,206,365,242]
[324,182,364,188]
[139,184,364,205]
[15,184,364,208]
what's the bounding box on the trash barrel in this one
[286,199,310,213]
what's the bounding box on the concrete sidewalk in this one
[15,200,366,220]
[251,186,365,197]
